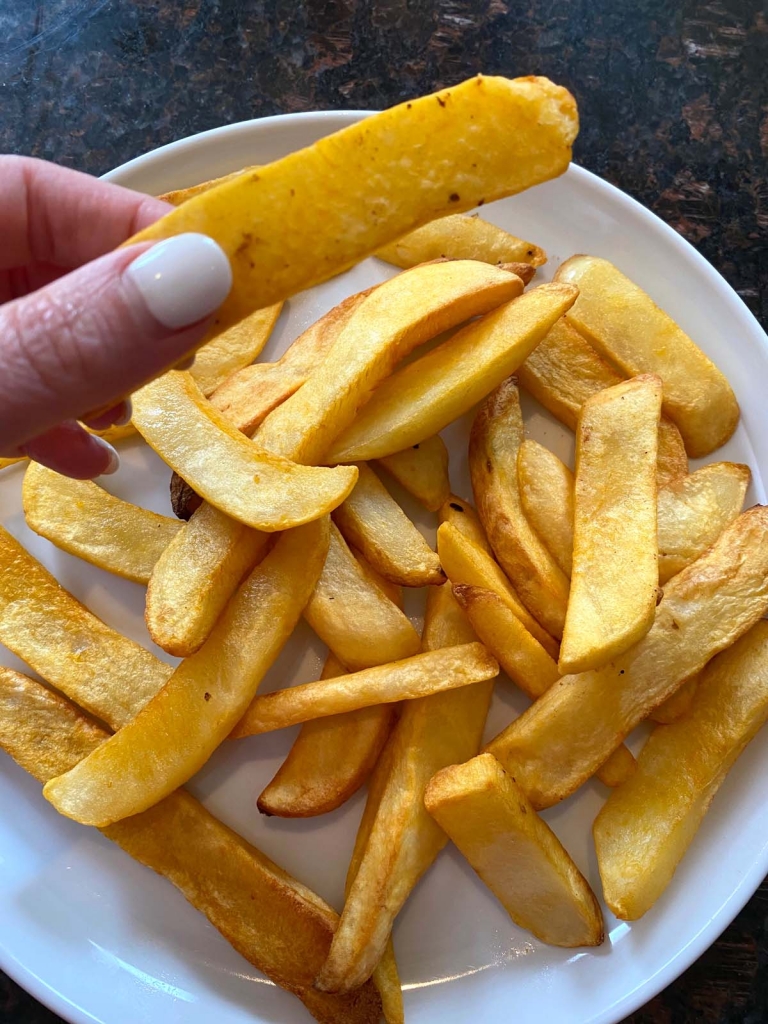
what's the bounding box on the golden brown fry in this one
[22,463,182,585]
[487,507,768,809]
[333,463,444,587]
[470,378,571,639]
[517,317,688,487]
[594,622,768,920]
[424,753,604,947]
[0,668,382,1024]
[555,256,739,457]
[128,76,578,340]
[316,585,491,993]
[376,435,450,512]
[158,167,253,206]
[131,372,357,531]
[375,213,546,268]
[517,440,574,574]
[44,519,330,827]
[188,303,283,396]
[0,526,171,728]
[327,283,578,463]
[232,643,498,738]
[650,677,699,725]
[438,494,493,555]
[350,546,404,607]
[560,376,662,674]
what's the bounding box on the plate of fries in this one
[1,77,768,1024]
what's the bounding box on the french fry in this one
[424,754,604,947]
[436,521,558,657]
[517,439,574,574]
[333,463,444,587]
[158,168,252,206]
[316,584,492,993]
[0,668,382,1024]
[0,456,24,470]
[327,283,578,463]
[487,507,768,809]
[375,213,546,268]
[560,376,662,674]
[350,546,405,607]
[187,303,283,396]
[22,463,182,585]
[594,622,768,920]
[232,643,498,738]
[517,317,688,487]
[127,76,578,340]
[131,372,357,531]
[376,435,450,512]
[651,677,699,724]
[555,256,739,457]
[469,378,571,639]
[0,526,171,728]
[44,518,330,827]
[453,585,635,787]
[255,261,523,464]
[438,494,493,555]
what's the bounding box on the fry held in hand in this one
[376,435,450,512]
[517,440,574,574]
[376,213,546,268]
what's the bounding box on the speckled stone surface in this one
[0,1,766,1022]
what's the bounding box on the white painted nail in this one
[125,233,233,330]
[90,434,120,475]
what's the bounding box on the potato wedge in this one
[487,507,768,809]
[0,456,24,470]
[517,317,688,487]
[256,261,523,464]
[651,677,699,724]
[555,256,739,457]
[375,213,546,268]
[517,440,574,574]
[438,494,493,555]
[470,378,571,639]
[158,167,252,206]
[22,463,182,585]
[453,586,635,788]
[350,546,404,607]
[232,643,498,738]
[0,526,171,727]
[436,521,558,657]
[44,518,330,826]
[560,376,662,674]
[376,435,450,512]
[316,584,491,993]
[424,753,604,947]
[333,463,444,587]
[145,502,271,657]
[327,283,578,463]
[0,669,382,1024]
[594,622,768,920]
[128,76,577,339]
[189,302,283,396]
[131,372,357,531]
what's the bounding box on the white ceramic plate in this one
[1,111,767,1024]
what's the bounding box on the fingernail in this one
[125,233,233,330]
[90,435,120,475]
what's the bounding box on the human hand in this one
[0,156,232,478]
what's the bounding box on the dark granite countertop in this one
[0,1,766,1022]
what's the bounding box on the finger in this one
[22,422,120,480]
[0,233,232,452]
[81,399,133,431]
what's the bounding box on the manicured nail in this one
[125,233,233,330]
[90,435,120,475]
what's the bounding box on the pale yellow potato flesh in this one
[517,439,574,575]
[131,372,357,531]
[327,283,578,463]
[0,526,171,728]
[555,256,739,457]
[350,546,404,607]
[127,75,578,340]
[375,213,546,268]
[256,261,523,464]
[376,435,450,512]
[487,507,768,809]
[438,494,493,555]
[517,317,688,487]
[316,584,492,993]
[188,302,283,396]
[145,502,271,657]
[21,464,182,585]
[437,521,559,657]
[232,643,498,738]
[0,669,382,1024]
[333,463,444,587]
[560,376,662,674]
[454,585,635,788]
[424,753,604,947]
[44,519,330,827]
[594,622,768,921]
[470,378,571,640]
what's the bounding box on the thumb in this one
[0,233,232,454]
